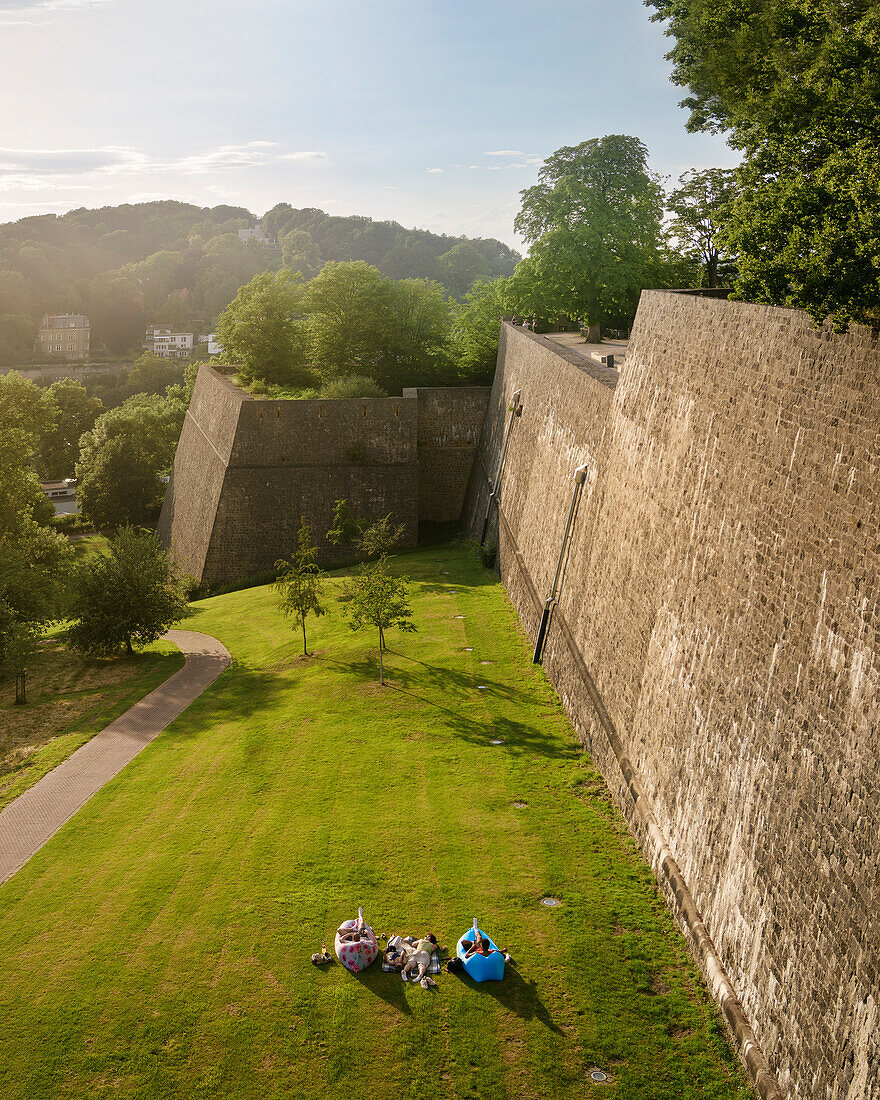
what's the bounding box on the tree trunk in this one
[125,636,133,655]
[301,616,308,656]
[379,643,384,685]
[707,250,719,289]
[14,669,26,706]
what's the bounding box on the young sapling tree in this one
[338,554,416,684]
[274,518,326,656]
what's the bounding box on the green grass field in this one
[0,548,751,1100]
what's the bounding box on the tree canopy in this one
[66,527,188,657]
[512,135,674,329]
[667,169,738,289]
[647,0,880,327]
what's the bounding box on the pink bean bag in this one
[334,913,379,974]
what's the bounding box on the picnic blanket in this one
[381,942,443,974]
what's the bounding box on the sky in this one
[0,0,738,249]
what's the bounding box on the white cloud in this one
[426,168,443,174]
[485,150,528,157]
[0,142,329,189]
[0,0,111,25]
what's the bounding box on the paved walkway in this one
[545,331,628,366]
[0,630,231,886]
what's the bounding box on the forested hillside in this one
[0,201,519,363]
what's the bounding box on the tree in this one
[38,378,104,480]
[357,514,405,559]
[66,527,188,657]
[0,395,74,703]
[75,392,185,528]
[439,242,492,298]
[513,135,672,330]
[647,0,880,327]
[339,555,416,684]
[273,518,326,655]
[326,499,361,549]
[667,169,738,289]
[304,260,394,381]
[215,269,313,387]
[450,278,508,383]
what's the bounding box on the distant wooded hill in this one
[0,200,520,363]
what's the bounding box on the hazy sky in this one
[0,0,737,247]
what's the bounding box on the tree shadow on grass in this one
[159,664,287,741]
[328,654,537,708]
[354,964,413,1016]
[455,967,564,1034]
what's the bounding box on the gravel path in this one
[0,629,231,886]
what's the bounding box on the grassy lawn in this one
[0,639,184,811]
[0,548,751,1100]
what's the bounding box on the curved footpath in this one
[0,629,231,887]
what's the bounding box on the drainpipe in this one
[480,389,522,546]
[533,464,588,664]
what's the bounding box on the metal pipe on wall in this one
[480,389,522,545]
[533,463,588,664]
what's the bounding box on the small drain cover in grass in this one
[464,647,474,652]
[590,1070,608,1083]
[513,801,527,809]
[480,660,494,665]
[441,571,450,574]
[490,739,504,745]
[541,897,562,907]
[456,615,465,619]
[477,685,488,690]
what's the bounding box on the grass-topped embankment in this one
[0,548,751,1100]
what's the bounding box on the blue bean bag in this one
[456,923,506,982]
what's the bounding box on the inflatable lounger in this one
[335,907,379,974]
[456,920,505,982]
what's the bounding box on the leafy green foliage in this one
[75,392,186,528]
[318,374,387,399]
[215,270,313,387]
[648,0,880,327]
[357,514,406,559]
[450,278,509,383]
[66,527,188,657]
[339,555,416,682]
[326,499,361,549]
[37,378,104,480]
[0,376,74,698]
[273,519,326,655]
[512,136,676,329]
[667,169,738,289]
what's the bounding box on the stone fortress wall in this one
[158,366,489,587]
[464,304,880,1100]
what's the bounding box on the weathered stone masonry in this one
[158,367,489,587]
[464,303,880,1100]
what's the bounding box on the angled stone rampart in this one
[159,367,489,587]
[466,304,880,1100]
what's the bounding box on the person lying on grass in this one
[400,933,438,984]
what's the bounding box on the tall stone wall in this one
[159,367,489,587]
[408,385,491,523]
[465,306,880,1100]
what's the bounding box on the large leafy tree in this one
[450,279,508,384]
[0,380,74,703]
[512,135,673,330]
[647,0,880,327]
[75,392,185,528]
[38,378,104,480]
[66,527,188,657]
[216,269,313,387]
[667,169,738,289]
